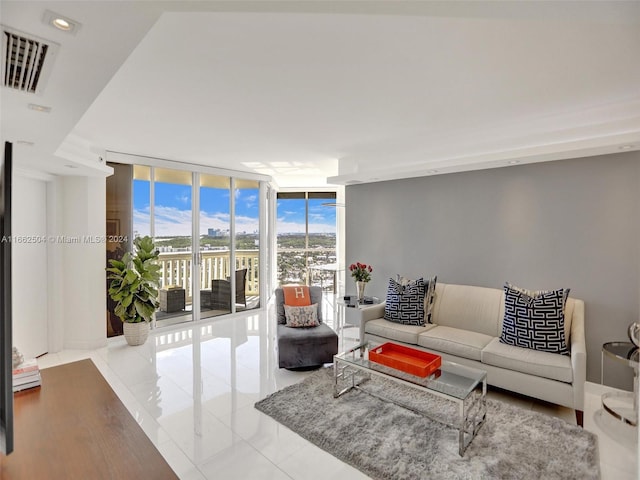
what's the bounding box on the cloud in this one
[280,210,300,217]
[276,219,335,234]
[133,206,262,236]
[133,194,336,237]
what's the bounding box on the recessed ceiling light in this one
[619,145,634,151]
[16,140,34,146]
[54,18,71,30]
[426,169,438,174]
[43,10,81,35]
[28,103,52,113]
[507,160,520,165]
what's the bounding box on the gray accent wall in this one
[346,152,640,389]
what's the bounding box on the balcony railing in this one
[158,249,259,303]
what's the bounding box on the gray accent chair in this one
[275,286,339,369]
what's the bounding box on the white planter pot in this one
[123,321,150,346]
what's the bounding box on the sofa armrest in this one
[359,302,385,344]
[570,299,586,411]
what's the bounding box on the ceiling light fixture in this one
[16,140,34,146]
[619,145,634,151]
[53,18,71,30]
[28,103,52,113]
[507,160,520,165]
[43,10,81,35]
[426,169,439,174]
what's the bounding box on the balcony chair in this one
[275,286,338,369]
[211,268,248,309]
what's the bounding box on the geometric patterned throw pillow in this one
[384,277,426,326]
[505,282,570,307]
[500,283,570,355]
[284,304,319,328]
[394,275,437,323]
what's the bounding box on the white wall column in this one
[60,175,107,350]
[46,177,64,353]
[12,174,49,358]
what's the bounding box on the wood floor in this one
[0,359,178,479]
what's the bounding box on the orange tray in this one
[369,343,441,377]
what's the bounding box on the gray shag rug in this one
[255,368,599,480]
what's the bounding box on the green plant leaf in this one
[107,235,160,324]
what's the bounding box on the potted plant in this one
[106,236,161,346]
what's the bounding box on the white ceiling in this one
[1,1,639,187]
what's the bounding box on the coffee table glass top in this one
[336,343,486,400]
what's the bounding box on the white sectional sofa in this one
[359,282,586,425]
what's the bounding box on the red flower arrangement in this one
[349,262,373,282]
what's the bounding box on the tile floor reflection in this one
[37,296,637,479]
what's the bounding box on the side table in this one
[336,298,381,344]
[200,289,212,309]
[159,288,186,313]
[601,342,639,427]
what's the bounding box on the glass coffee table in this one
[334,342,487,456]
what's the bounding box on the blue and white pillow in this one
[384,277,427,326]
[500,283,570,355]
[394,274,437,323]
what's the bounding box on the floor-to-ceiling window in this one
[199,173,232,318]
[234,179,261,311]
[153,168,194,327]
[276,191,338,292]
[106,157,266,334]
[133,165,151,238]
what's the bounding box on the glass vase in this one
[356,281,366,303]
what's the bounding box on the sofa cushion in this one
[432,283,502,337]
[417,326,493,361]
[500,283,569,355]
[365,318,435,345]
[482,337,573,383]
[384,277,427,325]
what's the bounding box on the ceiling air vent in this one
[1,26,59,95]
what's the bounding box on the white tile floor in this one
[36,297,638,480]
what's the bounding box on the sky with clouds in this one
[133,181,336,236]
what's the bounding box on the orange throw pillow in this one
[282,285,312,306]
